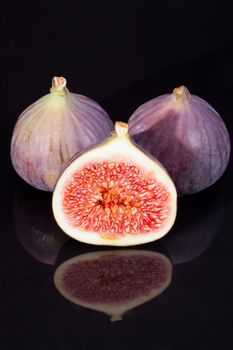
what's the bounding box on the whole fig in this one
[129,86,231,195]
[11,77,113,191]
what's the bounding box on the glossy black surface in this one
[1,1,233,348]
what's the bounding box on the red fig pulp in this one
[11,77,113,191]
[52,122,177,246]
[129,86,231,195]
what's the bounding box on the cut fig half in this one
[52,122,177,246]
[54,250,172,321]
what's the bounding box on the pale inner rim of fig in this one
[62,161,170,239]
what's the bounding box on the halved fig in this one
[52,122,177,246]
[54,250,172,321]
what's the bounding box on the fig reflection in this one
[162,189,224,265]
[54,250,172,321]
[13,185,69,265]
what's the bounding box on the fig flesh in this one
[11,77,113,191]
[129,86,231,195]
[52,122,177,246]
[54,250,172,321]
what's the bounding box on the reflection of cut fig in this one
[54,250,172,320]
[14,185,69,265]
[52,122,177,246]
[162,189,224,265]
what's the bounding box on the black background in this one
[1,1,233,349]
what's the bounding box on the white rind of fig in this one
[11,77,113,191]
[54,250,172,321]
[52,122,177,246]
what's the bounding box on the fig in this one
[11,76,113,191]
[128,86,231,195]
[52,121,177,246]
[13,185,69,265]
[54,250,172,321]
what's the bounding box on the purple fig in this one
[11,77,113,191]
[129,86,231,195]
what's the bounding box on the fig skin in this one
[11,77,113,191]
[54,250,172,321]
[128,86,231,195]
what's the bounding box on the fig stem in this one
[115,121,129,137]
[50,76,67,96]
[172,85,190,101]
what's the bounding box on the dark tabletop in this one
[1,1,233,349]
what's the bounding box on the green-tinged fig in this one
[11,77,113,191]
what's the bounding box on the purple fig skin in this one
[11,77,113,191]
[128,86,231,195]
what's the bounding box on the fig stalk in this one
[50,76,67,95]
